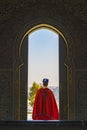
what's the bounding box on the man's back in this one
[32,87,60,120]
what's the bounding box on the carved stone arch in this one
[14,22,73,120]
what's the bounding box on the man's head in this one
[42,78,49,87]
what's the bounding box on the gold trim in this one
[19,23,70,120]
[22,24,67,42]
[20,24,68,65]
[20,24,68,48]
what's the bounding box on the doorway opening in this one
[27,28,59,120]
[19,24,67,120]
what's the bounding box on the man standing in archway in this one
[32,78,60,120]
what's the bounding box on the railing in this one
[0,120,87,130]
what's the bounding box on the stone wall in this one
[0,0,87,120]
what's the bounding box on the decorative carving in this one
[75,53,87,69]
[78,74,87,120]
[0,0,86,27]
[0,69,13,120]
[63,0,87,22]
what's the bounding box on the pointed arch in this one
[15,24,70,120]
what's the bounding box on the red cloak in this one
[32,87,60,120]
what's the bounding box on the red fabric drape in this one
[32,87,60,120]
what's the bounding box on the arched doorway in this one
[27,28,59,120]
[19,24,68,120]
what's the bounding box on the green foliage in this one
[28,82,41,107]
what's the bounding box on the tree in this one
[28,82,41,107]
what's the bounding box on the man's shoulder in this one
[46,87,53,94]
[37,87,53,93]
[37,87,43,93]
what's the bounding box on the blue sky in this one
[28,28,59,87]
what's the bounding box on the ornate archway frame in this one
[14,23,73,120]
